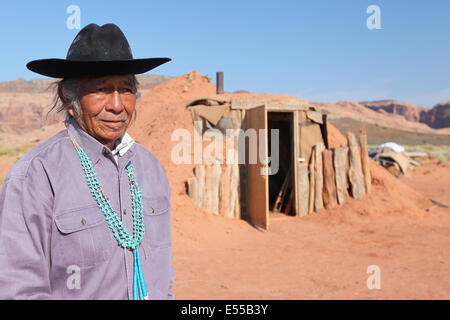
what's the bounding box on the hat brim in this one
[26,58,171,78]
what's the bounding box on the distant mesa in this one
[359,99,424,123]
[359,99,450,129]
[0,74,171,94]
[419,102,450,129]
[0,74,171,134]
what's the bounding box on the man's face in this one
[69,74,137,149]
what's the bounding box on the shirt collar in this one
[111,131,135,157]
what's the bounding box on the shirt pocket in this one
[142,195,171,249]
[54,204,115,268]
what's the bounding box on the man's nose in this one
[105,90,124,113]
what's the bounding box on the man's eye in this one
[121,88,134,94]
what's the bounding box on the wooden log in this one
[228,123,241,219]
[347,132,365,199]
[194,165,205,208]
[321,114,329,149]
[308,149,315,214]
[313,142,325,211]
[322,149,338,209]
[273,169,290,213]
[297,163,309,217]
[284,188,294,216]
[213,162,222,214]
[204,165,213,213]
[230,162,240,219]
[219,164,231,217]
[187,177,198,202]
[405,151,428,158]
[359,127,371,194]
[231,98,309,111]
[204,162,222,214]
[334,146,349,205]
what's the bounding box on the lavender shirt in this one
[0,119,174,299]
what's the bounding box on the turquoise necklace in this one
[68,132,148,300]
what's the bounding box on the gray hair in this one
[49,75,140,126]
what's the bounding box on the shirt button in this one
[81,218,86,226]
[151,208,155,214]
[103,148,110,156]
[123,209,127,215]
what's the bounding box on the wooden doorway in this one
[245,106,300,229]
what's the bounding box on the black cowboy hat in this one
[26,23,171,78]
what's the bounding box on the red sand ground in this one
[126,72,450,299]
[399,159,450,207]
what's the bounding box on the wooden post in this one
[297,163,310,217]
[359,127,371,194]
[229,118,241,219]
[205,162,222,214]
[219,164,231,217]
[322,149,338,209]
[313,142,325,211]
[187,177,198,202]
[308,149,315,214]
[194,165,205,208]
[321,114,329,149]
[204,165,213,213]
[216,72,224,94]
[273,170,290,213]
[347,132,365,200]
[334,146,349,205]
[231,162,240,219]
[293,110,299,217]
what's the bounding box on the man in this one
[0,23,174,300]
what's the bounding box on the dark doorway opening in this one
[268,112,295,216]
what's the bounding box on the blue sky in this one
[0,0,449,107]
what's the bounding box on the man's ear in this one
[57,84,74,117]
[67,107,75,117]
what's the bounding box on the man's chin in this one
[96,129,126,147]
